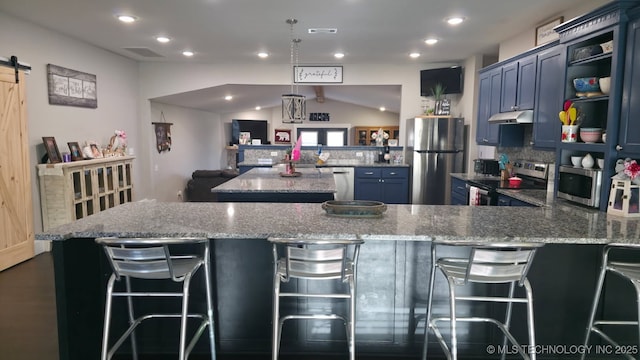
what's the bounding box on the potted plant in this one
[431,83,446,115]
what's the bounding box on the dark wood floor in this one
[0,253,58,360]
[0,253,415,360]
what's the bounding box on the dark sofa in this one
[185,169,239,202]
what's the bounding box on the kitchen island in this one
[39,201,640,360]
[211,166,336,202]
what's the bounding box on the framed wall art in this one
[47,64,97,108]
[42,137,62,163]
[535,17,563,46]
[294,66,343,83]
[274,129,292,144]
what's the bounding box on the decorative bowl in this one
[599,77,611,94]
[321,200,387,218]
[600,40,613,53]
[580,128,602,143]
[571,156,583,167]
[508,177,522,187]
[573,77,600,93]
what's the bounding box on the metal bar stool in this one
[582,243,640,360]
[268,237,364,360]
[95,237,216,360]
[422,241,544,360]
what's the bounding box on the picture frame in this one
[42,137,62,164]
[89,142,103,159]
[274,129,292,144]
[294,66,343,83]
[535,17,563,46]
[46,64,97,108]
[388,139,398,147]
[67,142,83,161]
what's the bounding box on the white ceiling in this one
[1,0,600,114]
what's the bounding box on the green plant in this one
[430,83,446,100]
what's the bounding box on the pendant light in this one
[282,18,306,123]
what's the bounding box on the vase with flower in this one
[371,128,389,147]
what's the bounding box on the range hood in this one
[488,110,533,124]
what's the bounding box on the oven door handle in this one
[466,184,490,195]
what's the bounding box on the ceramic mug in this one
[562,125,579,142]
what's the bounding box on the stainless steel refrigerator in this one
[405,117,465,205]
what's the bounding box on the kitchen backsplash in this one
[498,125,555,164]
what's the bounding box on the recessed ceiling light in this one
[255,106,262,110]
[224,95,233,101]
[117,15,137,23]
[379,107,386,112]
[334,52,345,59]
[409,52,421,58]
[182,50,194,57]
[425,38,438,45]
[257,52,269,58]
[446,17,465,25]
[156,36,171,43]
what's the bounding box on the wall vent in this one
[123,47,164,58]
[308,28,337,34]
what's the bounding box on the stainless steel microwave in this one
[557,165,602,207]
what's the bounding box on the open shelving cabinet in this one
[554,2,634,211]
[37,156,134,230]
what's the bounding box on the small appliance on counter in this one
[473,159,500,176]
[467,160,549,206]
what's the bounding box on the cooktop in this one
[468,159,549,191]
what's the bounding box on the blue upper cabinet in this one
[619,13,640,154]
[476,67,502,145]
[501,55,537,112]
[533,45,565,149]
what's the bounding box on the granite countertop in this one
[451,173,552,207]
[36,200,640,245]
[212,167,336,194]
[238,160,409,168]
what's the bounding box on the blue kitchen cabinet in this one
[476,66,525,147]
[619,14,640,154]
[497,194,536,207]
[450,177,468,205]
[354,167,409,204]
[533,45,565,149]
[501,54,537,112]
[476,67,502,145]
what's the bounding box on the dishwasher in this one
[332,167,354,201]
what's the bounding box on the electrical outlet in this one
[356,152,363,157]
[270,151,278,156]
[177,190,183,200]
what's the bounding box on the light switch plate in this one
[356,152,363,157]
[270,151,278,156]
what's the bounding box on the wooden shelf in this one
[354,126,399,146]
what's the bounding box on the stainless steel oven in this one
[557,165,602,207]
[467,183,497,206]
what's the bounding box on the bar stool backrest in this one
[465,244,542,285]
[96,237,206,282]
[287,246,347,280]
[269,238,364,282]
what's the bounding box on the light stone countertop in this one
[36,200,640,245]
[212,167,336,194]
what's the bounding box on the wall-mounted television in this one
[231,119,268,145]
[420,66,463,96]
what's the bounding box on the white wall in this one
[0,11,138,254]
[499,0,611,61]
[149,102,222,201]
